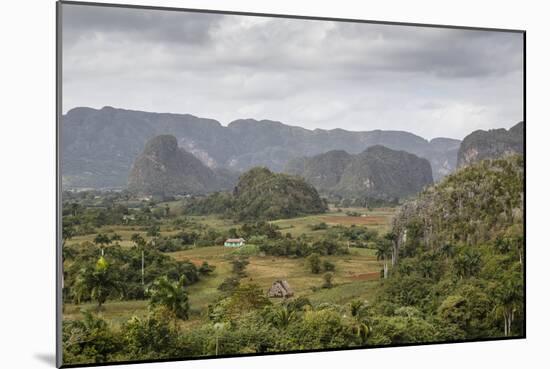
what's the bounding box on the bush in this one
[198,261,216,276]
[63,311,122,364]
[323,260,336,272]
[230,257,250,277]
[218,277,240,293]
[121,307,182,360]
[310,222,328,231]
[306,253,321,274]
[231,244,260,256]
[281,309,358,350]
[322,272,334,289]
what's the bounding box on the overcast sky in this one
[62,4,524,140]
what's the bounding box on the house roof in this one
[268,280,293,296]
[280,280,293,293]
[225,238,245,243]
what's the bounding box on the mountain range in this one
[284,145,433,200]
[61,106,461,189]
[457,122,524,167]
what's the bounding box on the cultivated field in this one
[64,207,396,328]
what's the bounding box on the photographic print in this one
[57,1,525,367]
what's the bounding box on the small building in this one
[122,214,136,224]
[224,238,245,247]
[268,280,294,298]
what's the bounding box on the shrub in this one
[322,272,334,289]
[306,253,321,274]
[323,260,336,272]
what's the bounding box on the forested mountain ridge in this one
[233,167,327,220]
[61,106,460,188]
[457,122,524,168]
[183,167,327,221]
[393,154,524,250]
[285,145,433,201]
[375,155,524,340]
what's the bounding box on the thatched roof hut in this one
[268,280,294,298]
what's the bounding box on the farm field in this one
[171,246,382,308]
[65,207,397,247]
[64,245,382,328]
[63,207,393,329]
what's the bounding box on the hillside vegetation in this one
[184,167,327,221]
[374,155,524,340]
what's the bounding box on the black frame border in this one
[55,1,527,368]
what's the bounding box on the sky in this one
[61,4,524,140]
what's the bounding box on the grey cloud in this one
[62,4,223,46]
[61,3,523,140]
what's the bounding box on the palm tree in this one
[350,299,365,318]
[352,320,370,344]
[130,233,146,248]
[110,233,122,244]
[92,257,110,308]
[271,306,296,329]
[213,322,226,355]
[384,231,398,266]
[131,233,147,285]
[72,270,88,305]
[93,233,112,256]
[494,274,523,336]
[439,243,455,260]
[147,225,161,239]
[148,276,190,320]
[453,248,481,279]
[349,300,370,344]
[73,256,119,310]
[69,202,81,217]
[62,223,75,248]
[419,259,436,279]
[375,239,392,279]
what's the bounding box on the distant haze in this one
[62,4,523,140]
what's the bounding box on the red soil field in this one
[320,216,388,226]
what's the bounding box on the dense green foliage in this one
[62,190,172,237]
[393,155,524,249]
[64,244,203,302]
[183,192,236,218]
[333,196,399,209]
[378,155,525,339]
[184,167,327,221]
[148,276,190,320]
[63,289,367,364]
